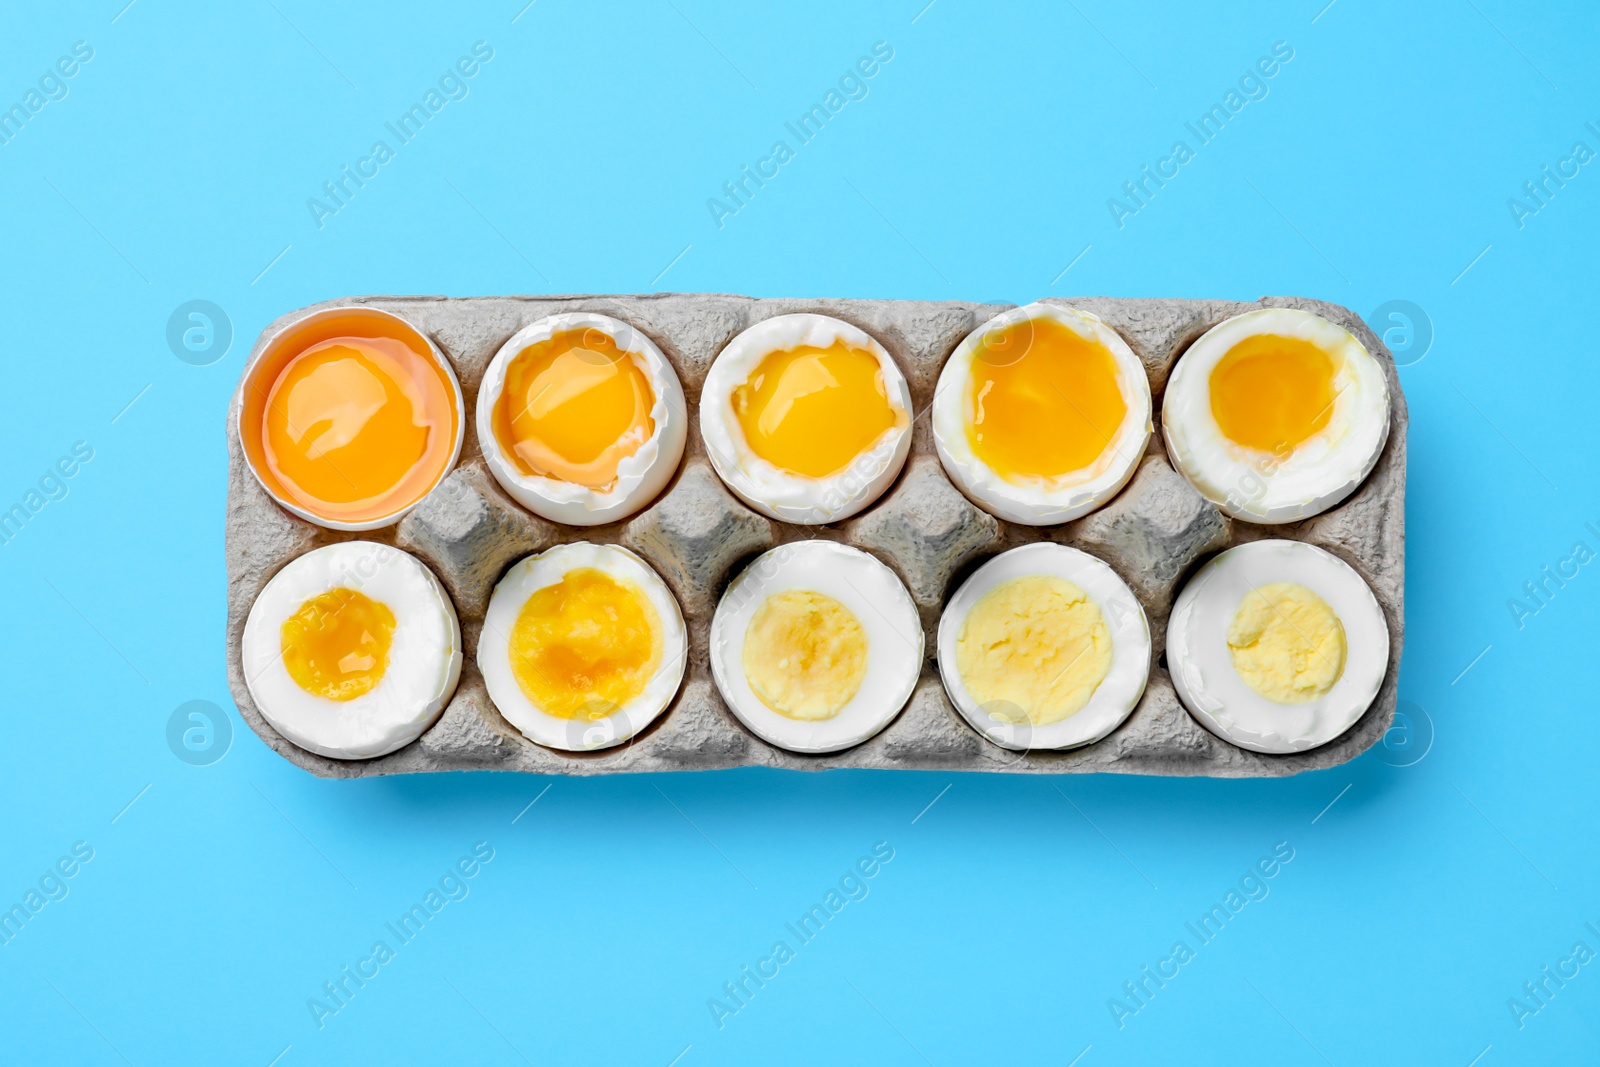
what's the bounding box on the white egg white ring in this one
[699,313,913,524]
[932,302,1152,526]
[1162,307,1390,524]
[710,541,923,754]
[937,543,1150,751]
[242,541,463,760]
[1167,539,1389,754]
[235,306,466,533]
[477,312,687,526]
[479,542,686,752]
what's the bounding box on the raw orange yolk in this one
[258,328,457,524]
[280,588,396,702]
[732,341,904,479]
[492,330,655,489]
[1209,334,1337,453]
[508,568,662,720]
[965,316,1128,482]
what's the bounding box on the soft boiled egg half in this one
[478,312,687,526]
[242,542,462,759]
[933,303,1152,525]
[710,541,923,753]
[1162,308,1390,523]
[700,314,913,524]
[1166,540,1389,753]
[938,543,1150,750]
[479,542,686,752]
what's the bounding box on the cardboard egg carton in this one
[224,294,1405,779]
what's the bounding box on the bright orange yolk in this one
[280,588,396,702]
[508,568,662,720]
[492,330,656,489]
[732,341,904,479]
[261,333,456,524]
[1208,334,1337,453]
[965,316,1128,481]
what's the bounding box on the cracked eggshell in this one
[699,313,913,524]
[932,303,1152,526]
[477,312,687,527]
[937,543,1150,751]
[1167,540,1389,754]
[1162,308,1390,524]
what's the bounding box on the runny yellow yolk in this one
[965,317,1128,483]
[741,590,869,721]
[1227,582,1346,704]
[732,341,904,479]
[280,588,396,702]
[508,568,662,720]
[261,333,457,524]
[1208,334,1337,454]
[955,575,1112,726]
[493,330,656,489]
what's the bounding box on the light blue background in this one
[1,1,1594,1063]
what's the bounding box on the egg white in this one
[932,302,1152,526]
[477,312,687,526]
[710,541,923,754]
[1166,539,1389,754]
[479,542,686,752]
[242,541,462,760]
[937,542,1150,751]
[699,314,913,524]
[1162,308,1390,524]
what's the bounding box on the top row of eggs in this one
[236,301,1392,535]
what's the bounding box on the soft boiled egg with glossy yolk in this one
[478,312,687,526]
[933,303,1152,525]
[709,541,923,753]
[700,314,913,524]
[479,542,687,752]
[242,542,462,759]
[1166,539,1389,753]
[1162,307,1390,524]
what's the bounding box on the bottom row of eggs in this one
[241,534,1390,762]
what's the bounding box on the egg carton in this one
[224,293,1406,779]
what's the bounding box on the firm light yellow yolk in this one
[493,329,656,489]
[741,590,869,721]
[732,341,903,479]
[1227,582,1346,704]
[280,588,396,702]
[955,575,1112,726]
[1209,334,1337,453]
[508,568,662,720]
[263,335,456,520]
[965,317,1129,483]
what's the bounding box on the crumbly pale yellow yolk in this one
[741,590,869,721]
[732,341,904,479]
[965,317,1129,483]
[262,334,457,523]
[1227,582,1346,704]
[492,329,656,489]
[280,588,396,702]
[1209,334,1337,453]
[955,575,1113,726]
[508,568,662,720]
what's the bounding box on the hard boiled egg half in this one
[242,542,462,759]
[700,314,912,524]
[478,312,687,526]
[933,303,1152,525]
[1162,308,1390,523]
[1166,540,1389,753]
[710,541,923,753]
[479,542,686,752]
[938,543,1150,750]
